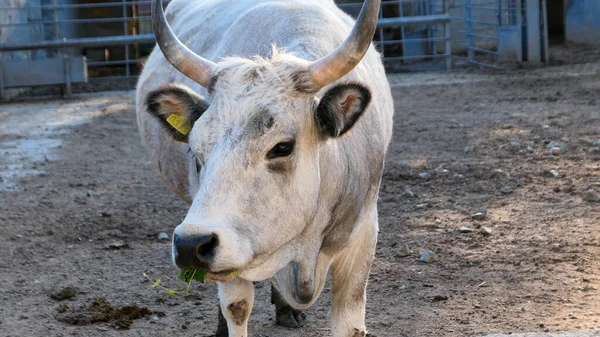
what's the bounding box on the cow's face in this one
[146,53,371,280]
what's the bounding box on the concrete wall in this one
[566,0,600,44]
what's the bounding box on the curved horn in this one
[152,0,216,87]
[309,0,381,89]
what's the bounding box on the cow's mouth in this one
[203,270,240,283]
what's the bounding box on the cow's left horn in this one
[152,0,215,87]
[309,0,380,89]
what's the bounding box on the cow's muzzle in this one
[173,233,218,269]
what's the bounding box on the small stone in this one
[400,161,410,169]
[550,147,562,155]
[590,147,600,153]
[402,186,416,198]
[508,141,521,151]
[561,137,569,143]
[419,250,438,263]
[500,186,513,194]
[516,179,525,187]
[492,169,510,179]
[396,244,413,257]
[581,189,600,202]
[157,232,170,241]
[549,170,560,178]
[480,226,493,236]
[452,174,465,180]
[86,190,93,197]
[149,315,159,324]
[434,166,450,176]
[546,141,560,149]
[50,287,76,301]
[416,203,430,210]
[419,172,430,180]
[542,125,550,129]
[104,240,130,250]
[526,146,534,153]
[464,146,474,153]
[459,226,475,233]
[592,140,600,146]
[533,135,542,141]
[473,120,481,126]
[471,212,486,221]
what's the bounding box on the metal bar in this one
[0,1,172,11]
[378,4,384,59]
[383,53,450,62]
[454,55,503,69]
[444,0,452,71]
[374,37,449,45]
[526,0,541,62]
[398,1,406,62]
[0,34,156,52]
[53,0,60,40]
[63,47,72,97]
[377,14,452,26]
[88,59,144,66]
[497,0,501,26]
[464,19,503,26]
[454,43,499,55]
[516,0,523,62]
[0,16,151,27]
[122,0,130,77]
[542,0,549,64]
[450,31,499,40]
[0,52,4,100]
[465,0,474,60]
[464,6,501,10]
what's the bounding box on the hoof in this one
[276,308,306,328]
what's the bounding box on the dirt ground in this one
[1,60,599,337]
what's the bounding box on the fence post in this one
[444,0,452,70]
[465,0,474,61]
[541,0,549,64]
[122,0,131,78]
[0,52,4,101]
[525,0,541,62]
[63,39,72,97]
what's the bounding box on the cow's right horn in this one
[309,0,380,89]
[152,0,215,87]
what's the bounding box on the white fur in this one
[136,1,393,336]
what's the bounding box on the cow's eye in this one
[267,140,295,159]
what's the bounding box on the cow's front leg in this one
[330,221,377,337]
[218,278,254,337]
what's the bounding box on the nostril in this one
[196,233,218,260]
[173,233,218,269]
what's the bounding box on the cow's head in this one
[145,0,380,283]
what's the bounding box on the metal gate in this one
[337,0,453,72]
[449,0,548,68]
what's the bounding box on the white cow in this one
[136,0,393,336]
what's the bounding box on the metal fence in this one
[0,0,544,100]
[337,0,452,72]
[0,0,168,99]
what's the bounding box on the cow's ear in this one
[315,83,372,138]
[146,84,209,143]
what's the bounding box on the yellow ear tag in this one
[166,114,192,135]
